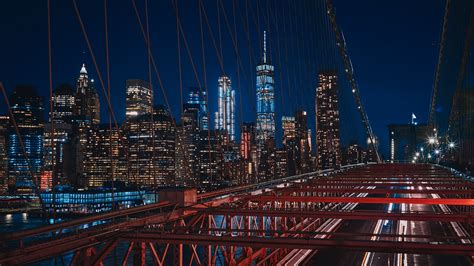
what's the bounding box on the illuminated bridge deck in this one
[0,163,473,265]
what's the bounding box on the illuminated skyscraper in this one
[240,122,256,161]
[126,105,175,187]
[256,31,275,154]
[316,71,341,169]
[175,104,199,186]
[50,84,75,123]
[8,86,44,192]
[42,123,72,190]
[84,124,120,187]
[282,116,297,176]
[240,123,257,185]
[125,79,153,119]
[74,64,100,124]
[0,116,9,193]
[187,87,208,130]
[215,75,235,141]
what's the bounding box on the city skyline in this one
[0,0,446,158]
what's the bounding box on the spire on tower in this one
[80,63,87,74]
[263,30,267,64]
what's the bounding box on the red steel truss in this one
[0,163,473,265]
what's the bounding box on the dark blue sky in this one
[0,0,444,158]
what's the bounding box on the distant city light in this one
[428,137,436,145]
[434,149,440,155]
[448,142,455,148]
[415,152,420,157]
[428,154,432,159]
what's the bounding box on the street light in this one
[448,142,455,148]
[434,149,440,155]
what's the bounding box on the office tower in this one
[74,63,100,124]
[83,124,120,187]
[0,116,9,193]
[125,79,153,119]
[175,104,200,186]
[197,129,222,192]
[50,84,75,123]
[388,123,429,162]
[256,31,275,154]
[295,110,311,173]
[126,105,175,187]
[8,86,44,193]
[215,76,235,141]
[275,149,288,178]
[282,116,297,176]
[240,123,256,161]
[316,71,341,169]
[42,123,72,190]
[240,123,257,185]
[70,117,91,188]
[187,87,209,130]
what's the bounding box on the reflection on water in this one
[0,213,47,232]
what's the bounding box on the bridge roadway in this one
[0,163,472,265]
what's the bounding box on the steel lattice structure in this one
[0,163,473,265]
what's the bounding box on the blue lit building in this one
[40,186,148,214]
[256,31,275,154]
[187,87,208,130]
[8,86,44,193]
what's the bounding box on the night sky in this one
[0,0,445,158]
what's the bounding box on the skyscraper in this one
[42,122,72,190]
[74,64,100,124]
[256,31,275,154]
[175,104,199,186]
[50,84,75,123]
[215,75,235,141]
[295,110,311,173]
[240,122,257,185]
[83,124,120,187]
[125,79,153,119]
[187,87,208,130]
[316,71,341,169]
[8,86,44,193]
[0,116,9,193]
[126,105,176,187]
[282,116,297,176]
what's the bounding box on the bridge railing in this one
[198,163,372,202]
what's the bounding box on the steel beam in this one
[247,196,474,205]
[120,233,474,256]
